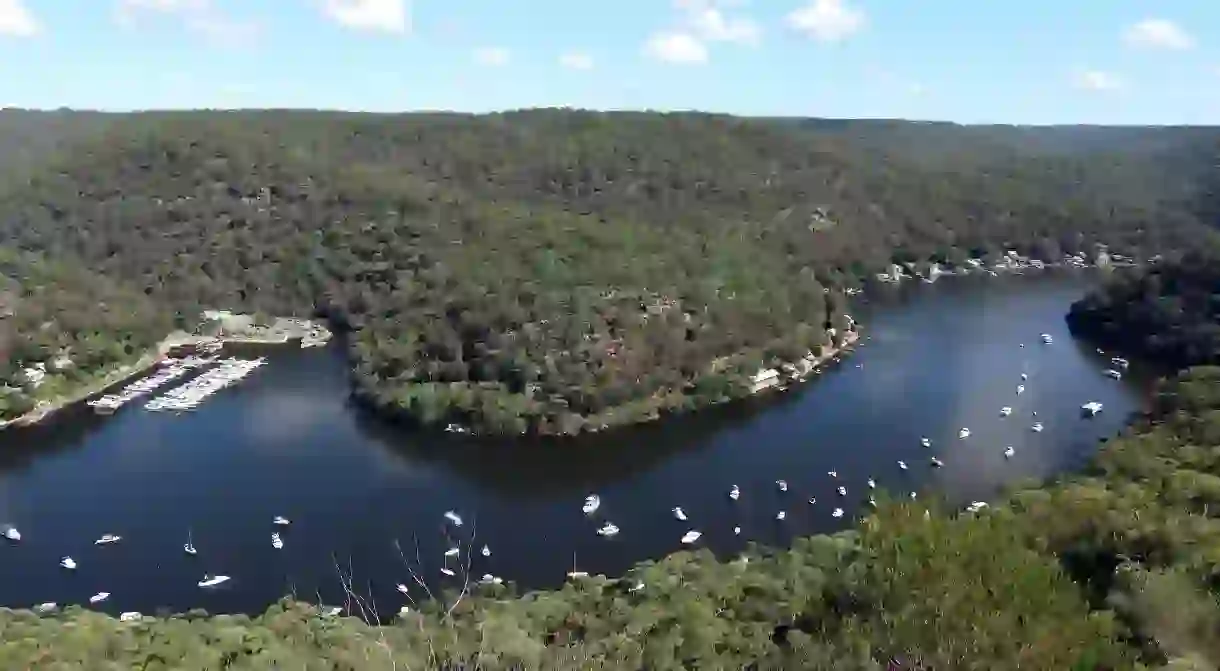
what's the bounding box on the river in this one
[0,271,1154,617]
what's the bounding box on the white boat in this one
[566,571,588,579]
[1000,406,1012,417]
[3,525,21,542]
[1105,369,1122,380]
[582,495,601,515]
[966,501,989,513]
[867,497,877,508]
[1031,422,1044,432]
[1017,385,1025,394]
[444,547,460,558]
[958,428,970,439]
[680,530,702,544]
[629,581,645,593]
[89,592,110,604]
[34,602,57,614]
[775,511,786,521]
[866,478,876,489]
[440,568,456,577]
[198,574,231,588]
[832,508,844,518]
[837,486,847,496]
[733,526,741,535]
[1004,446,1015,458]
[897,460,908,470]
[808,497,817,504]
[60,556,76,570]
[272,516,291,526]
[672,506,687,521]
[827,470,838,478]
[597,522,620,537]
[775,480,788,492]
[1082,401,1104,416]
[396,583,409,595]
[930,457,944,468]
[271,532,283,550]
[1112,357,1129,369]
[728,485,740,501]
[1040,333,1053,344]
[480,574,503,585]
[909,492,917,500]
[119,611,142,622]
[95,534,122,545]
[324,606,343,617]
[1020,373,1028,380]
[920,437,931,448]
[443,511,463,527]
[480,544,491,557]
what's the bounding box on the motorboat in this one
[920,437,931,448]
[324,607,343,617]
[629,581,645,593]
[597,522,620,537]
[866,497,877,508]
[808,497,817,504]
[480,544,491,557]
[89,592,110,604]
[897,460,908,470]
[272,516,291,526]
[1031,422,1044,432]
[680,530,702,544]
[775,511,786,521]
[728,485,740,501]
[930,457,944,468]
[1104,369,1122,380]
[3,525,20,542]
[396,583,409,595]
[1017,385,1025,394]
[1004,446,1015,458]
[480,574,503,585]
[672,506,687,521]
[566,571,588,579]
[95,534,122,545]
[837,486,847,496]
[909,492,917,500]
[1040,333,1053,344]
[827,470,838,478]
[1020,373,1028,380]
[832,508,844,518]
[582,495,600,515]
[1000,406,1012,417]
[1082,401,1104,416]
[440,568,456,577]
[775,480,788,492]
[444,547,460,558]
[966,501,989,513]
[60,556,76,570]
[959,428,970,439]
[733,526,741,535]
[443,511,463,527]
[198,574,231,588]
[34,603,57,614]
[866,478,876,489]
[271,532,283,550]
[119,611,142,622]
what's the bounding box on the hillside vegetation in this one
[0,110,1217,434]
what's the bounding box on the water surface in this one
[0,271,1152,616]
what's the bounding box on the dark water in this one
[0,272,1154,617]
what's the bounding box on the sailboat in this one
[184,529,197,556]
[198,574,231,588]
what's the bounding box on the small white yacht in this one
[480,544,491,557]
[582,495,601,515]
[909,492,917,500]
[680,530,702,544]
[1017,385,1025,394]
[34,602,57,614]
[184,530,197,556]
[775,511,786,521]
[733,526,741,535]
[95,534,122,545]
[867,478,876,489]
[1112,357,1130,369]
[597,522,620,537]
[1040,333,1053,344]
[440,567,456,577]
[89,592,110,604]
[1020,373,1028,380]
[444,547,460,558]
[480,574,503,585]
[776,480,788,492]
[832,508,844,518]
[959,428,970,439]
[629,581,645,593]
[271,533,283,550]
[566,571,588,579]
[920,437,931,448]
[1082,401,1104,416]
[672,506,688,521]
[119,611,142,622]
[272,516,291,526]
[897,460,908,470]
[4,525,21,542]
[198,574,231,588]
[930,457,944,468]
[1105,369,1122,380]
[866,497,877,508]
[1004,446,1015,458]
[1031,422,1044,432]
[728,485,740,501]
[966,501,989,513]
[827,470,838,478]
[808,497,817,504]
[60,556,76,570]
[1000,406,1012,417]
[837,486,847,497]
[443,511,464,527]
[396,583,409,595]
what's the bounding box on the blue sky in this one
[0,0,1217,124]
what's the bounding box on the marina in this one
[0,273,1155,618]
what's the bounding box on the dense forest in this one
[7,367,1220,669]
[0,110,1217,433]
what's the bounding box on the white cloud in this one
[1073,69,1125,92]
[0,0,40,36]
[643,31,708,65]
[559,51,594,70]
[115,0,259,45]
[687,5,760,45]
[473,46,510,67]
[321,0,409,35]
[1123,18,1194,50]
[786,0,866,44]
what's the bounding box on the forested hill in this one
[1067,248,1220,367]
[0,109,1217,434]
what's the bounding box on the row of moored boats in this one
[145,357,266,412]
[87,355,216,413]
